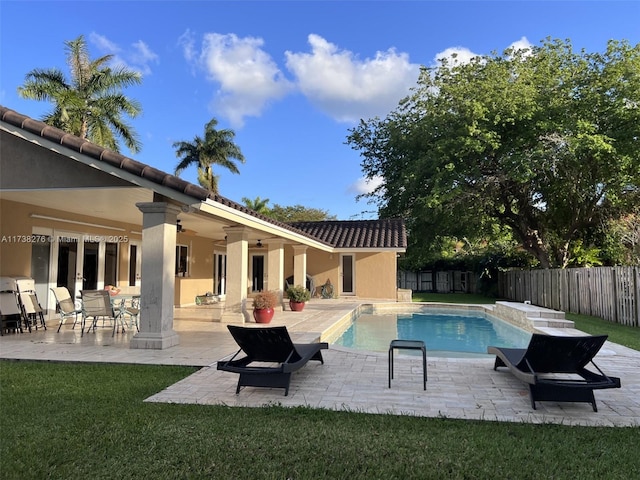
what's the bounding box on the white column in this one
[221,226,250,323]
[292,245,308,289]
[266,241,285,308]
[130,202,181,349]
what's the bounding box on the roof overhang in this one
[1,118,334,249]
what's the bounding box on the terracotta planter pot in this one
[289,301,305,312]
[253,308,274,323]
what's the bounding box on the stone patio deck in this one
[1,299,638,427]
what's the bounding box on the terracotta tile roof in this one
[1,105,405,250]
[290,219,407,249]
[0,105,318,240]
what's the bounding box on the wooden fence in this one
[498,266,640,326]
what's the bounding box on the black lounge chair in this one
[488,334,621,411]
[217,325,329,396]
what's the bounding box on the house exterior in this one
[0,106,406,348]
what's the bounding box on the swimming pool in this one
[332,307,532,358]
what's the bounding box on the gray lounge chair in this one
[488,334,621,411]
[217,325,328,396]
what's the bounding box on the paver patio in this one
[1,300,638,427]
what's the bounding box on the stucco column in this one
[292,245,308,289]
[266,241,285,308]
[130,202,181,349]
[221,226,249,323]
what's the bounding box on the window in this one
[214,252,227,295]
[176,245,188,277]
[128,244,138,286]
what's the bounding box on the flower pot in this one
[289,301,305,312]
[253,308,274,323]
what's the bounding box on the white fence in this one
[498,266,639,326]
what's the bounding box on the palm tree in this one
[173,118,246,194]
[242,196,271,215]
[18,35,143,153]
[197,166,219,194]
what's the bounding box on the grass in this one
[566,312,640,352]
[412,292,498,304]
[1,361,638,479]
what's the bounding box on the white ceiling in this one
[1,187,239,242]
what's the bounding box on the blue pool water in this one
[333,309,531,358]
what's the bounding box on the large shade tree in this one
[268,204,336,223]
[347,38,640,268]
[18,35,142,153]
[240,197,336,222]
[174,118,245,194]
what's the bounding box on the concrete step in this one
[528,317,575,328]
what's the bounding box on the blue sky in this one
[2,1,639,220]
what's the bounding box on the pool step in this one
[528,317,575,329]
[494,301,573,331]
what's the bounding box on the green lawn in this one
[1,361,638,479]
[412,292,498,304]
[566,312,640,352]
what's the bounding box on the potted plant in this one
[251,290,279,323]
[286,285,311,312]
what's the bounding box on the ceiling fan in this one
[176,219,197,236]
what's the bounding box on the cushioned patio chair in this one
[217,325,329,396]
[488,334,621,412]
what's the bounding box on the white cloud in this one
[130,41,159,75]
[90,33,121,54]
[89,32,159,76]
[178,29,197,64]
[434,37,534,67]
[506,36,534,60]
[179,33,533,128]
[433,46,480,67]
[508,36,533,53]
[190,33,293,128]
[285,34,420,123]
[348,175,385,195]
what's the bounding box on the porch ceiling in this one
[0,188,234,242]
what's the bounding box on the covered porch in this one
[2,107,405,351]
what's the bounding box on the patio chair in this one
[217,325,329,396]
[119,296,140,332]
[0,292,23,335]
[16,278,46,330]
[51,287,82,332]
[80,290,124,337]
[488,334,621,412]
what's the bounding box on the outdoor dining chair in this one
[51,287,82,332]
[80,290,125,337]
